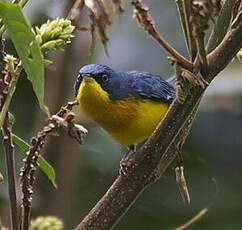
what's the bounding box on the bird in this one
[75,64,175,149]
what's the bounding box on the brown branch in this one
[20,101,87,230]
[132,0,193,71]
[182,0,197,61]
[0,38,19,230]
[190,1,210,73]
[2,115,19,230]
[207,10,242,80]
[73,3,242,229]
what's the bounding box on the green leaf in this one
[12,134,57,188]
[12,133,29,152]
[0,2,49,116]
[37,156,58,189]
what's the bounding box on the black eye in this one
[102,74,109,82]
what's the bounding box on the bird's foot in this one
[119,158,133,178]
[119,145,136,177]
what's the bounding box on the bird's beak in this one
[82,74,94,83]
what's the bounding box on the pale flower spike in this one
[32,18,75,52]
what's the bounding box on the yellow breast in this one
[76,78,169,147]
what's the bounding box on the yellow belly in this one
[108,101,169,146]
[77,79,169,147]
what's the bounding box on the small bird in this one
[75,64,175,149]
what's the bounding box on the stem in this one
[175,0,189,49]
[207,10,242,80]
[0,67,20,129]
[149,27,193,70]
[2,114,19,230]
[21,203,30,230]
[183,0,197,61]
[176,0,197,61]
[172,208,208,230]
[132,0,193,71]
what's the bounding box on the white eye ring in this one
[102,74,108,82]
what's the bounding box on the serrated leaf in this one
[0,3,49,116]
[12,134,57,188]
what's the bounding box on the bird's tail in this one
[166,75,176,86]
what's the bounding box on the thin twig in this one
[175,0,189,51]
[176,0,197,61]
[0,64,21,129]
[132,0,193,71]
[207,9,242,81]
[183,0,197,61]
[172,208,208,230]
[0,37,19,230]
[20,102,86,230]
[231,0,242,23]
[2,114,19,230]
[190,1,212,72]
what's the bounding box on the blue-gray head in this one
[75,64,130,100]
[75,64,114,96]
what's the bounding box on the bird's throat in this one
[77,80,110,119]
[76,80,137,133]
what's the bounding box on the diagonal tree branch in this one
[206,10,242,79]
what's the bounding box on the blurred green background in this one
[1,0,242,229]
